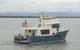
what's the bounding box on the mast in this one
[39,10,43,27]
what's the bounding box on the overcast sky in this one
[0,0,80,13]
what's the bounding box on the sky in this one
[0,0,80,13]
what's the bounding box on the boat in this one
[14,16,69,44]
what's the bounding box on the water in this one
[0,18,80,50]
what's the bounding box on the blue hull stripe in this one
[28,30,68,43]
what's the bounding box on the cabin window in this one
[41,30,49,34]
[52,24,60,28]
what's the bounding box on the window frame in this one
[52,24,60,28]
[41,29,50,35]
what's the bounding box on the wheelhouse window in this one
[52,24,60,28]
[41,30,49,34]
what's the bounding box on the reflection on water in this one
[0,18,80,50]
[0,41,68,50]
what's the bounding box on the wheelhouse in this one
[18,17,62,39]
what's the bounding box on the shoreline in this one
[0,16,80,18]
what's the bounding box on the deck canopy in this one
[21,27,38,30]
[43,16,56,20]
[43,17,61,24]
[21,27,51,30]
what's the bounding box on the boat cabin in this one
[19,17,61,38]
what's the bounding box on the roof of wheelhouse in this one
[42,16,61,24]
